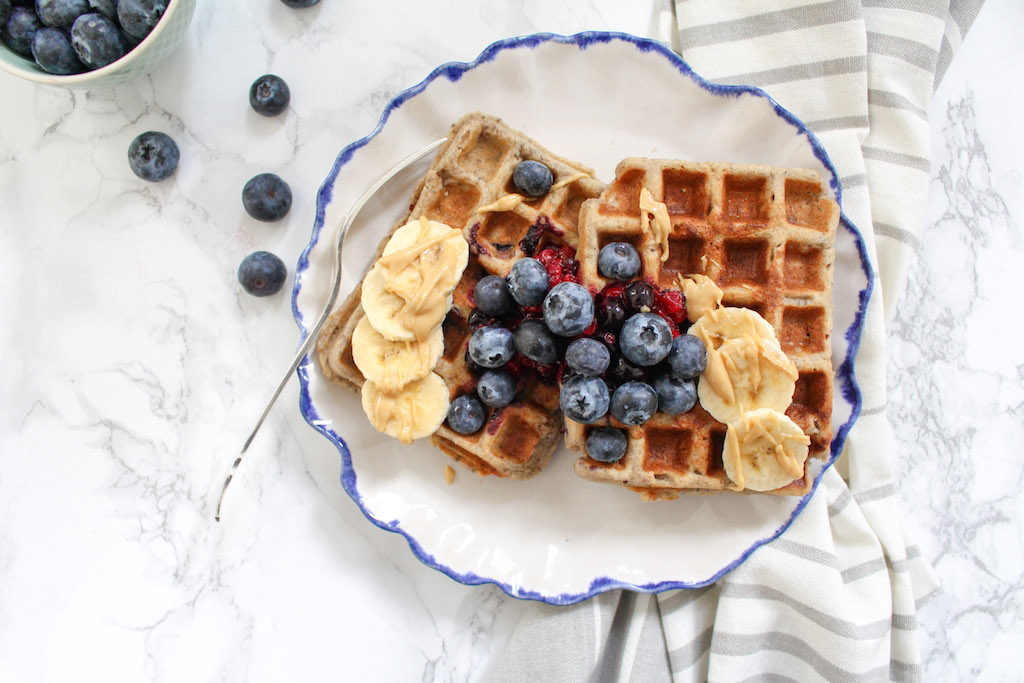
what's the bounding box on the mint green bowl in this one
[0,0,196,87]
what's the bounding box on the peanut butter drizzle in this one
[477,194,526,213]
[678,274,723,323]
[551,171,590,190]
[639,187,672,262]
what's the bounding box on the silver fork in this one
[215,137,446,521]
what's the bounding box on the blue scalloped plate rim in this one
[291,31,874,605]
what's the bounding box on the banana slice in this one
[361,263,454,342]
[360,372,450,444]
[352,315,444,393]
[723,408,810,491]
[690,306,776,345]
[378,218,469,300]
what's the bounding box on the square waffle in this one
[316,113,606,479]
[568,158,838,499]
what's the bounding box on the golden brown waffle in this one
[568,158,838,499]
[316,113,606,479]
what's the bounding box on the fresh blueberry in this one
[242,173,292,222]
[619,313,673,366]
[31,27,83,73]
[447,394,485,435]
[279,0,320,7]
[512,160,553,198]
[606,355,645,388]
[565,338,610,376]
[115,0,165,39]
[2,6,40,56]
[35,0,87,29]
[249,74,290,117]
[512,320,559,365]
[86,0,115,20]
[70,12,123,68]
[610,381,658,426]
[667,334,707,380]
[624,280,656,312]
[652,373,697,414]
[586,427,628,463]
[543,281,594,337]
[237,251,287,297]
[468,326,515,368]
[598,242,642,281]
[473,274,515,317]
[506,257,549,307]
[127,131,179,182]
[560,375,610,424]
[477,370,516,408]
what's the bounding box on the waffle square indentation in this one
[783,241,825,290]
[598,169,645,216]
[495,412,541,464]
[432,176,481,229]
[792,370,829,412]
[662,169,708,217]
[722,239,769,284]
[457,131,509,180]
[643,428,697,474]
[441,310,470,362]
[662,235,706,280]
[480,211,532,253]
[722,175,769,224]
[553,182,591,231]
[781,306,827,353]
[708,428,727,477]
[785,178,831,231]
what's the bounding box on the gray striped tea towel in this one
[489,1,985,681]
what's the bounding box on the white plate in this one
[292,32,872,604]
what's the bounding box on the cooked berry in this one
[655,289,687,324]
[507,257,549,306]
[2,6,40,56]
[127,131,179,182]
[610,381,658,426]
[447,395,485,435]
[237,251,287,296]
[280,0,320,7]
[242,173,292,221]
[543,281,594,337]
[565,338,610,376]
[473,274,515,316]
[31,27,84,73]
[559,375,610,424]
[36,0,88,29]
[619,313,673,366]
[477,370,516,408]
[249,74,290,117]
[606,355,645,388]
[586,427,628,463]
[598,294,628,332]
[513,320,559,365]
[667,334,707,380]
[69,12,123,68]
[653,373,697,414]
[598,242,641,281]
[536,245,580,285]
[115,0,165,39]
[512,160,553,198]
[624,280,656,312]
[468,326,515,368]
[467,309,497,329]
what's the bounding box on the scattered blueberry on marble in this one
[667,334,707,380]
[560,375,610,424]
[447,394,485,435]
[473,275,515,317]
[35,0,87,30]
[31,26,83,73]
[279,0,321,7]
[249,74,290,117]
[543,281,594,337]
[598,242,641,281]
[619,313,672,367]
[512,160,553,198]
[477,370,516,409]
[2,6,41,57]
[70,12,123,68]
[565,338,610,377]
[506,257,549,307]
[652,373,697,415]
[468,326,515,369]
[115,0,165,39]
[242,173,292,222]
[237,251,287,297]
[127,131,179,181]
[512,320,559,365]
[586,427,628,463]
[610,381,658,426]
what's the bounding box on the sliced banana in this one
[723,408,810,491]
[360,372,450,444]
[361,263,454,342]
[378,217,468,299]
[352,315,444,393]
[690,306,776,345]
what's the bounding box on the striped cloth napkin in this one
[491,1,985,680]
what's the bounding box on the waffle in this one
[568,158,838,499]
[316,113,606,479]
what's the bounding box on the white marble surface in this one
[0,0,1020,681]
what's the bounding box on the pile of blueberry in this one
[445,164,708,464]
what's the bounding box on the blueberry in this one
[31,27,83,73]
[473,274,515,316]
[86,0,115,20]
[606,355,645,388]
[506,257,549,307]
[249,74,290,117]
[619,313,673,366]
[237,251,287,297]
[610,381,658,426]
[667,334,707,380]
[468,326,515,368]
[127,131,179,182]
[279,0,320,7]
[242,173,292,222]
[512,160,553,198]
[559,375,610,424]
[543,282,594,337]
[115,0,165,39]
[598,242,642,281]
[477,370,516,408]
[69,12,123,68]
[598,295,628,332]
[512,320,559,365]
[565,338,610,376]
[586,427,628,463]
[447,394,485,435]
[624,280,656,312]
[2,6,40,57]
[652,373,697,414]
[35,0,88,29]
[0,0,9,26]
